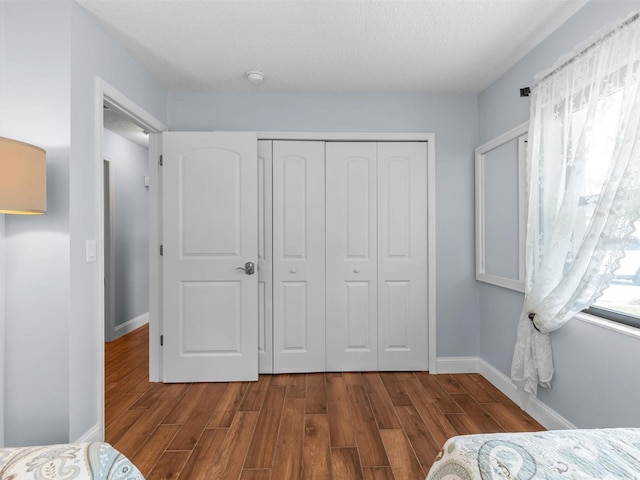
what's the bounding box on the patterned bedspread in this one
[426,428,640,480]
[0,442,144,479]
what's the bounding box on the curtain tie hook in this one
[528,313,542,333]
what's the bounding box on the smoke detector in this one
[245,70,265,84]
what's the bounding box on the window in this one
[512,11,640,393]
[564,88,640,328]
[587,222,640,328]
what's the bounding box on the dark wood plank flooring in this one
[105,325,544,480]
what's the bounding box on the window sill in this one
[575,311,640,340]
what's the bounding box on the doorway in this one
[95,79,167,440]
[102,106,152,342]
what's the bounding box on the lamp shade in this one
[0,136,46,214]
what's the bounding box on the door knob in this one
[236,261,255,275]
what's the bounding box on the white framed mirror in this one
[475,122,528,292]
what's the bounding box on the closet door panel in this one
[382,280,410,347]
[377,142,428,370]
[257,141,273,373]
[273,141,325,372]
[282,281,308,349]
[326,142,378,371]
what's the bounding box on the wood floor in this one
[105,325,544,480]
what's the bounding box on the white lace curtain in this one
[512,11,640,395]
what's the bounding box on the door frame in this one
[150,131,437,381]
[103,156,116,342]
[94,78,167,440]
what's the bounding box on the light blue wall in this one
[0,0,167,446]
[1,1,6,448]
[0,215,4,447]
[69,2,167,442]
[482,139,519,280]
[168,93,481,359]
[478,0,640,428]
[1,0,72,446]
[103,129,149,330]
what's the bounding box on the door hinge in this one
[160,245,164,256]
[159,155,163,166]
[160,335,164,346]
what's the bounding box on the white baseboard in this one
[114,312,149,340]
[436,356,481,374]
[436,356,575,431]
[75,424,100,444]
[477,359,575,430]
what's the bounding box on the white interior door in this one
[272,141,325,373]
[377,142,428,370]
[162,131,258,382]
[326,142,378,371]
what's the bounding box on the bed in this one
[0,442,144,479]
[426,428,640,479]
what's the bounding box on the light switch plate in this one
[86,240,97,263]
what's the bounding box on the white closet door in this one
[377,142,429,370]
[325,142,378,371]
[257,141,273,373]
[272,141,325,373]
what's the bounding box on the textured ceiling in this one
[76,0,588,94]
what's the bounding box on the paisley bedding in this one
[0,442,144,479]
[426,428,640,480]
